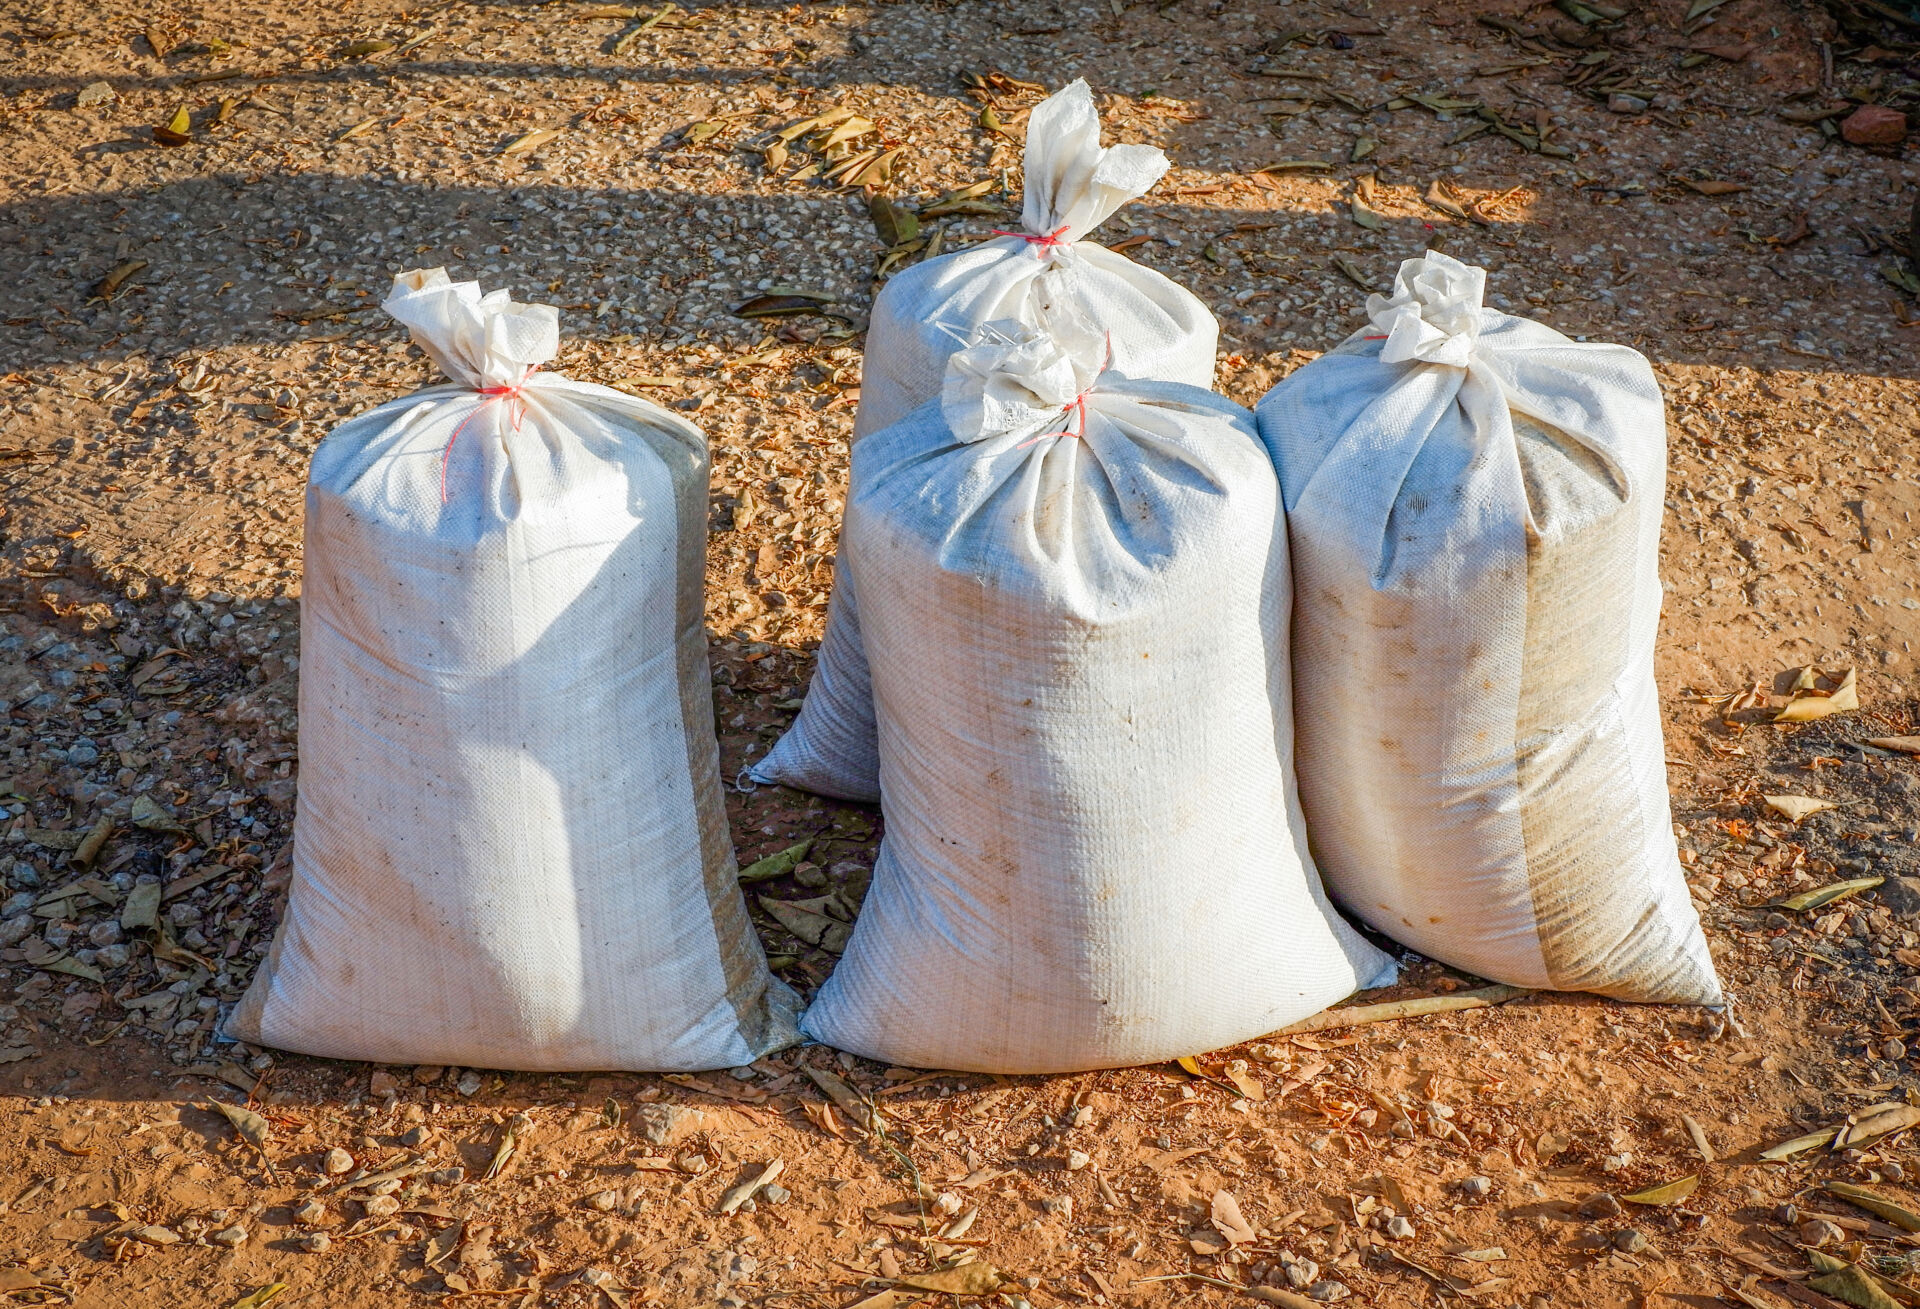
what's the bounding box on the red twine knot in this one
[991,224,1072,255]
[440,366,538,503]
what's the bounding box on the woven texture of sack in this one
[752,79,1219,803]
[799,322,1395,1073]
[227,269,801,1069]
[1257,251,1721,1005]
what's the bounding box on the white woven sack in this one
[227,269,801,1070]
[1257,251,1721,1005]
[751,77,1219,803]
[800,322,1396,1074]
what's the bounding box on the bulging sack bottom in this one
[752,78,1219,804]
[801,323,1395,1074]
[1259,251,1721,1006]
[228,270,800,1071]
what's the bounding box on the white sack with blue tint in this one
[751,78,1218,804]
[1257,250,1721,1005]
[227,269,800,1070]
[800,321,1394,1073]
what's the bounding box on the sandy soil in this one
[2,0,1920,1305]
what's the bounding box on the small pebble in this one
[584,1189,620,1213]
[412,1065,446,1085]
[293,1199,327,1225]
[1775,1202,1799,1226]
[1283,1257,1320,1289]
[1612,1228,1649,1254]
[208,1225,247,1247]
[322,1147,353,1176]
[1069,1105,1094,1128]
[1042,1195,1073,1220]
[1385,1215,1415,1240]
[362,1195,400,1218]
[933,1191,962,1216]
[456,1071,483,1097]
[132,1225,179,1246]
[1798,1217,1844,1248]
[1580,1192,1623,1219]
[1066,1150,1091,1171]
[428,1167,466,1186]
[297,1232,332,1254]
[1884,1038,1907,1061]
[761,1183,790,1206]
[399,1125,431,1148]
[1885,1163,1907,1183]
[1307,1280,1351,1302]
[1459,1175,1493,1198]
[368,1070,400,1097]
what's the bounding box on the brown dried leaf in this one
[153,106,192,146]
[423,1220,463,1270]
[94,259,149,301]
[1835,1105,1920,1152]
[1775,667,1858,722]
[1824,1182,1920,1232]
[1681,178,1749,196]
[1211,1189,1257,1246]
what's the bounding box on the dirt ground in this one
[3,0,1920,1305]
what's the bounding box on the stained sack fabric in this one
[227,268,801,1070]
[751,77,1218,803]
[799,321,1396,1073]
[1257,250,1721,1005]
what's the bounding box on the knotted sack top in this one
[1008,80,1169,256]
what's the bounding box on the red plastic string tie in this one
[440,366,538,503]
[990,224,1072,255]
[1017,334,1112,449]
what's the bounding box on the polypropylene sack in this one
[750,78,1219,803]
[799,321,1396,1073]
[1257,251,1721,1005]
[227,269,801,1070]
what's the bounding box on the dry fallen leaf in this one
[153,106,192,146]
[423,1220,463,1270]
[1773,876,1883,912]
[1621,1174,1699,1205]
[207,1099,271,1155]
[1868,736,1920,755]
[227,1286,289,1309]
[1823,1182,1920,1232]
[1835,1104,1920,1152]
[1763,794,1836,823]
[1681,178,1750,196]
[1775,667,1859,722]
[1211,1189,1257,1247]
[501,128,561,156]
[714,1159,785,1216]
[894,1263,1004,1295]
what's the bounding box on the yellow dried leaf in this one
[895,1263,1005,1295]
[1620,1174,1698,1206]
[1762,794,1836,823]
[1824,1182,1920,1232]
[153,106,192,146]
[501,128,561,156]
[228,1287,289,1309]
[1774,667,1858,721]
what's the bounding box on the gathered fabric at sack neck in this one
[998,79,1170,260]
[939,319,1113,448]
[1360,249,1487,369]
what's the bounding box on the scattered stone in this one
[1283,1257,1320,1289]
[1798,1217,1844,1248]
[368,1070,401,1097]
[1308,1280,1351,1302]
[932,1191,962,1216]
[362,1195,400,1218]
[322,1147,353,1176]
[413,1065,446,1085]
[1042,1195,1073,1221]
[1879,877,1920,918]
[427,1167,466,1186]
[209,1225,248,1247]
[1842,105,1907,146]
[1069,1105,1095,1128]
[636,1103,703,1146]
[294,1199,328,1225]
[131,1225,179,1246]
[399,1125,431,1148]
[1775,1203,1799,1226]
[455,1071,483,1097]
[1885,1038,1908,1061]
[1886,1163,1907,1183]
[1066,1150,1091,1171]
[761,1183,790,1206]
[1608,93,1649,113]
[75,81,115,108]
[1460,1175,1494,1198]
[584,1189,621,1213]
[297,1232,332,1254]
[1385,1215,1415,1240]
[1580,1192,1623,1219]
[1612,1228,1649,1254]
